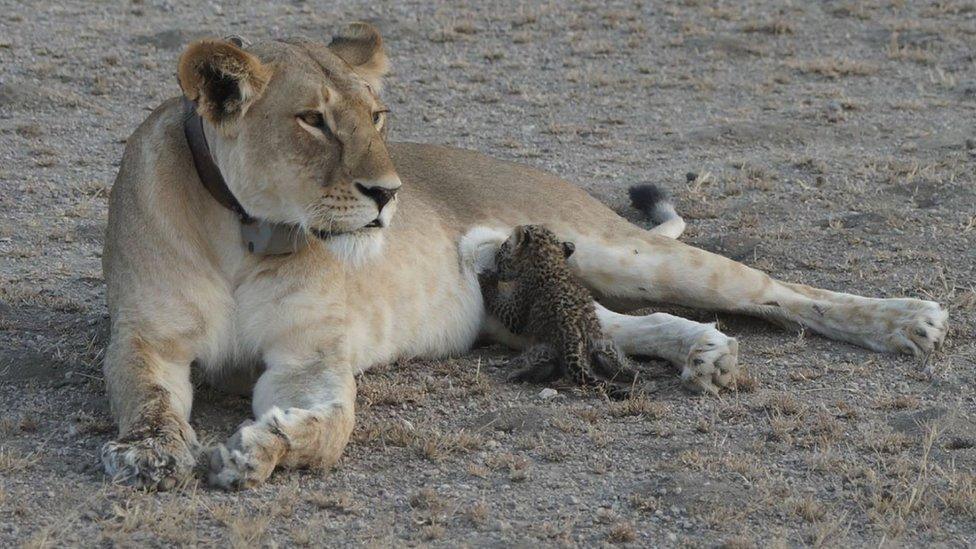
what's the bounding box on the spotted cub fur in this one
[479,225,639,397]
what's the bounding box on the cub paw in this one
[680,329,739,395]
[101,434,197,491]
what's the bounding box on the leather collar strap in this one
[182,97,253,223]
[181,97,306,255]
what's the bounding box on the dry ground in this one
[1,0,975,546]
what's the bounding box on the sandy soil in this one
[1,0,975,546]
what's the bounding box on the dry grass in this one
[788,58,879,78]
[741,18,794,35]
[352,417,416,447]
[100,498,200,546]
[629,493,660,514]
[767,412,801,443]
[718,536,756,549]
[0,285,86,313]
[465,501,491,527]
[306,491,362,514]
[941,472,976,518]
[734,374,759,392]
[873,395,920,410]
[414,429,484,462]
[608,394,669,418]
[466,461,490,479]
[357,376,427,408]
[864,430,913,454]
[789,495,827,523]
[607,521,637,543]
[887,33,936,65]
[484,451,531,482]
[574,406,605,424]
[764,393,806,416]
[410,488,445,512]
[0,447,38,472]
[421,523,446,540]
[211,505,271,549]
[409,488,450,540]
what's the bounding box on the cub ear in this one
[562,241,576,259]
[511,225,530,247]
[177,39,271,128]
[328,22,389,91]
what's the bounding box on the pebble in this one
[826,100,844,122]
[538,388,558,400]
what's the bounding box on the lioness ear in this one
[177,39,271,127]
[328,22,389,91]
[562,241,576,259]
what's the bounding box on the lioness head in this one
[177,23,399,261]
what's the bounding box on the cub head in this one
[495,225,576,280]
[177,24,398,263]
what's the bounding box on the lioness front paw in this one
[208,420,282,490]
[101,434,197,491]
[680,329,739,395]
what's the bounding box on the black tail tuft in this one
[628,183,685,237]
[628,184,669,217]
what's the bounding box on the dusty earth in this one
[1,0,975,546]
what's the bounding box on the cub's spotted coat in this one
[479,225,639,397]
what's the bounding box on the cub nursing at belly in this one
[466,224,639,398]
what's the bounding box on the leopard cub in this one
[478,225,639,397]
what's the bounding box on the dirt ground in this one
[1,0,975,546]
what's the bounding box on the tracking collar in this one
[182,96,306,256]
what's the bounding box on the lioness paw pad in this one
[681,331,739,395]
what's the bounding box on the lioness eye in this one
[297,111,333,138]
[372,109,389,128]
[299,111,324,127]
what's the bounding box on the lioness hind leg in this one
[208,352,356,490]
[101,336,198,491]
[572,232,947,357]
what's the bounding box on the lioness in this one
[101,24,948,490]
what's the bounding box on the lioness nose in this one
[355,181,399,210]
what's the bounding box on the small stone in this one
[826,100,844,122]
[668,533,678,542]
[538,388,558,400]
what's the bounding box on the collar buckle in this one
[182,97,308,256]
